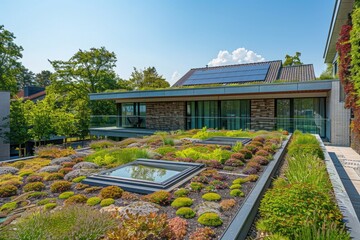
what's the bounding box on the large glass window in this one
[221,100,250,130]
[121,103,146,128]
[276,98,326,137]
[186,100,250,130]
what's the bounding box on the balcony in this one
[90,115,330,139]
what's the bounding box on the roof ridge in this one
[191,60,283,71]
[281,64,314,68]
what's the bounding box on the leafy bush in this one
[106,212,170,240]
[72,176,86,183]
[1,205,116,240]
[85,148,149,167]
[243,166,258,174]
[50,180,72,193]
[230,189,245,197]
[174,188,189,197]
[142,190,172,205]
[36,146,75,158]
[44,202,57,210]
[28,191,48,199]
[44,173,64,181]
[100,186,123,199]
[224,158,244,167]
[230,152,244,160]
[209,180,228,189]
[23,182,45,192]
[90,140,115,150]
[220,199,236,211]
[245,144,258,153]
[256,150,270,157]
[176,147,231,163]
[230,184,242,189]
[100,198,115,207]
[252,155,269,165]
[59,167,73,175]
[171,197,193,208]
[202,193,221,201]
[0,202,17,212]
[87,197,102,206]
[233,177,248,184]
[253,136,265,143]
[26,175,43,183]
[168,217,188,240]
[0,184,18,197]
[37,198,56,206]
[195,159,223,169]
[155,146,177,156]
[259,183,343,237]
[61,161,76,168]
[64,194,88,205]
[58,191,75,199]
[239,149,252,159]
[191,175,209,183]
[197,212,223,226]
[246,174,259,182]
[189,227,215,240]
[176,207,196,219]
[84,186,102,193]
[189,182,204,191]
[246,161,261,171]
[232,142,243,152]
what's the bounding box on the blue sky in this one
[1,0,335,85]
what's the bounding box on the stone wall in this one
[146,102,186,130]
[250,99,275,131]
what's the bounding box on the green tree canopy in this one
[0,25,24,95]
[318,64,335,80]
[35,70,52,87]
[283,52,303,66]
[129,66,170,90]
[17,66,35,89]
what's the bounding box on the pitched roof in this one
[172,60,315,87]
[279,64,316,82]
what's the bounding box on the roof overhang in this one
[90,80,336,101]
[324,0,355,63]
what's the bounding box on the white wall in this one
[0,92,10,161]
[329,80,351,146]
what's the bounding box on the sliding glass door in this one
[121,103,146,128]
[276,98,326,137]
[186,100,250,130]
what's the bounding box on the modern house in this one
[0,91,10,161]
[89,60,350,146]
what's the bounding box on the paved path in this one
[326,146,360,220]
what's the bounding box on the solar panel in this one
[183,63,270,86]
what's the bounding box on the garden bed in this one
[0,129,289,240]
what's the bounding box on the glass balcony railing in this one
[90,115,330,138]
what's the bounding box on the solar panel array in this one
[182,63,271,86]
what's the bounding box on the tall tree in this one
[48,47,119,138]
[129,66,170,90]
[0,25,24,95]
[35,70,52,87]
[25,99,54,146]
[17,66,35,89]
[283,52,303,66]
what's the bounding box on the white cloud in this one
[170,71,181,83]
[208,48,265,67]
